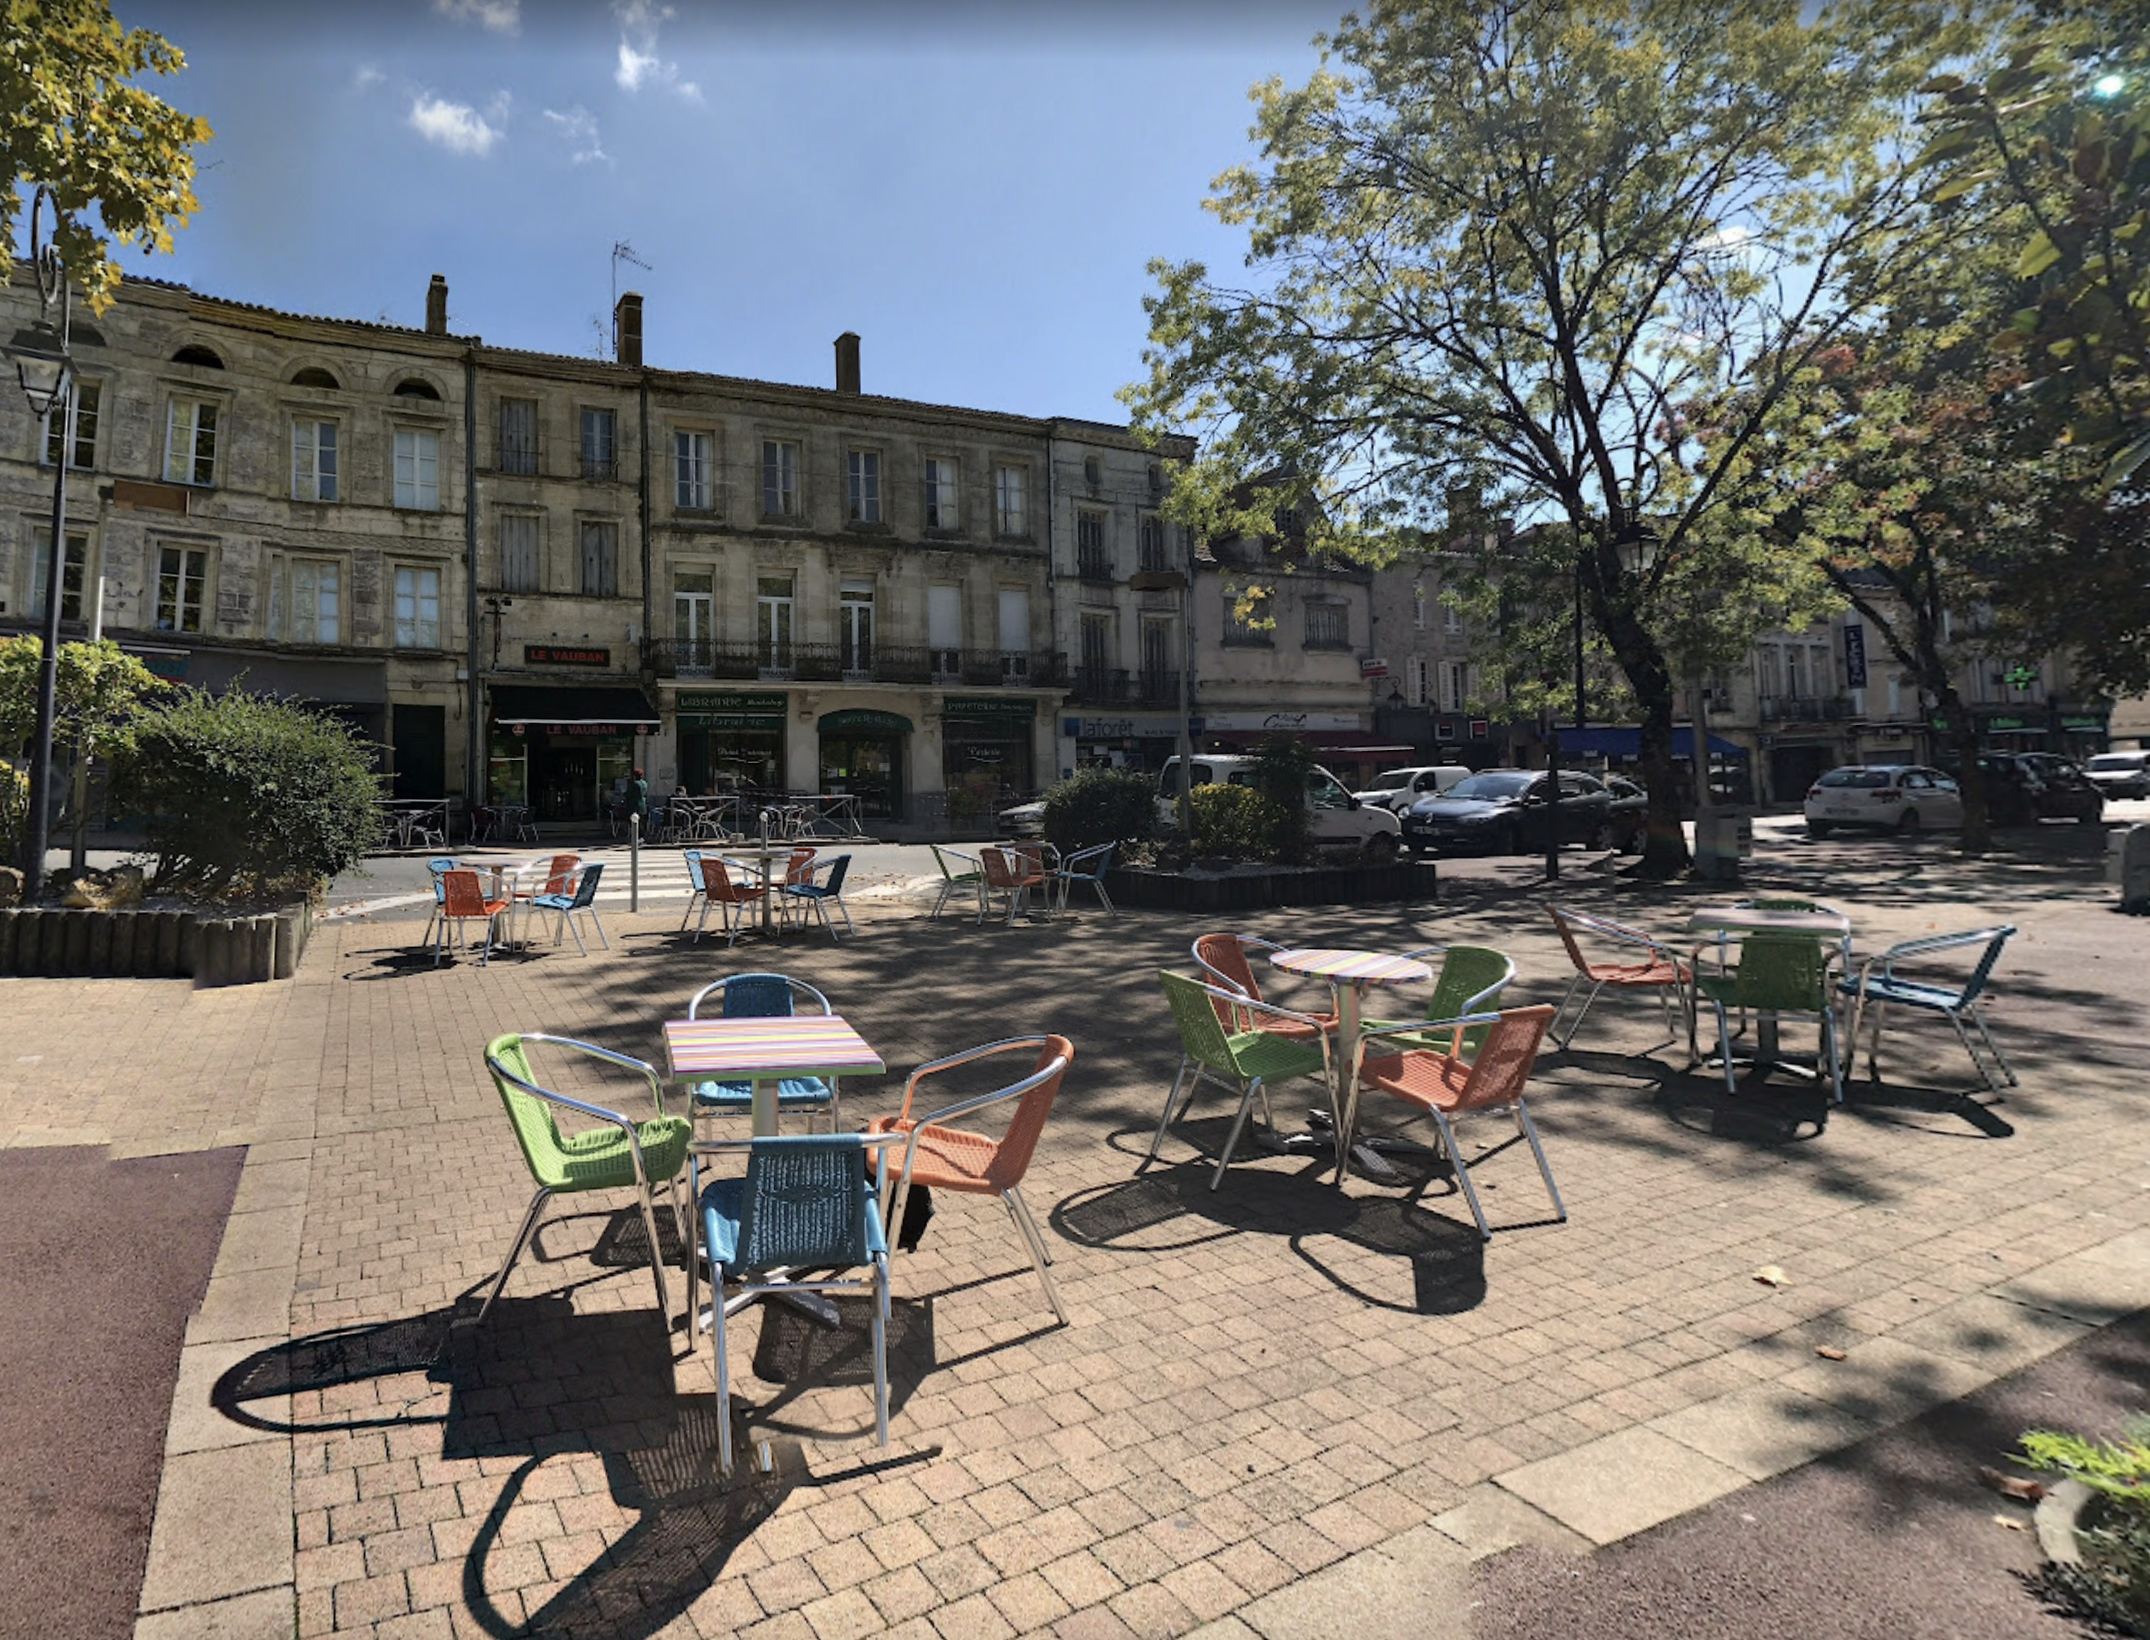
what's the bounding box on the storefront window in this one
[488,728,529,807]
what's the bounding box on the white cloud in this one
[543,106,608,166]
[611,0,701,101]
[433,0,521,33]
[408,94,503,157]
[352,63,385,91]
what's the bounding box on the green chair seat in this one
[543,1116,691,1193]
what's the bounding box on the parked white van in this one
[1157,754,1403,862]
[1353,764,1473,813]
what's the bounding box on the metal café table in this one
[663,1013,886,1326]
[1268,947,1435,1184]
[715,844,816,936]
[1685,902,1854,1068]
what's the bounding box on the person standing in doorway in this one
[629,767,650,830]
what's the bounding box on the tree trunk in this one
[1587,544,1692,878]
[1939,685,1991,854]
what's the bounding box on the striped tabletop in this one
[662,1014,885,1082]
[1268,948,1433,987]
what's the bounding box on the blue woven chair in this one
[691,1134,896,1474]
[1051,844,1117,917]
[683,975,840,1134]
[1837,925,2017,1093]
[530,862,608,955]
[679,850,711,939]
[781,852,854,940]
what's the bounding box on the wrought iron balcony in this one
[649,640,1064,689]
[1077,552,1115,583]
[1760,694,1853,722]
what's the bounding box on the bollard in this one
[630,813,641,913]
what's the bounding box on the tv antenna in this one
[611,240,652,310]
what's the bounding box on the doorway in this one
[391,704,446,798]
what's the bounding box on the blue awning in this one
[1557,726,1748,761]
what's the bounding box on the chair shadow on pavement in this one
[1053,1133,1488,1316]
[211,1205,939,1640]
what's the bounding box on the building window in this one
[156,545,209,633]
[1411,656,1429,708]
[580,407,617,481]
[500,514,540,593]
[928,583,962,677]
[998,587,1031,683]
[1305,601,1349,650]
[1443,597,1464,635]
[675,429,712,510]
[290,419,339,502]
[761,439,800,518]
[1413,582,1427,631]
[840,578,874,674]
[1138,512,1168,573]
[1079,612,1111,686]
[846,449,881,524]
[922,456,958,530]
[579,520,619,597]
[499,398,538,475]
[1077,511,1110,579]
[673,571,713,668]
[394,564,442,648]
[994,464,1028,537]
[43,382,98,470]
[1141,616,1173,701]
[757,574,795,670]
[1224,586,1272,646]
[1440,662,1468,713]
[29,528,88,622]
[393,428,440,511]
[164,398,218,486]
[269,556,341,644]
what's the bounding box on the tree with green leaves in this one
[1125,0,1986,874]
[0,636,163,854]
[1,0,212,313]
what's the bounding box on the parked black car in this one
[1603,775,1649,852]
[1401,769,1615,856]
[1975,753,2105,827]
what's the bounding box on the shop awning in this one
[1558,725,1749,761]
[491,684,659,728]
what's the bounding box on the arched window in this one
[292,366,340,390]
[172,344,224,369]
[393,377,441,400]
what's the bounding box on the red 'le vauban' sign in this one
[524,644,611,667]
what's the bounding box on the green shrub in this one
[2021,1420,2150,1635]
[1190,782,1272,860]
[1042,767,1158,852]
[0,761,24,857]
[1252,734,1315,864]
[112,688,386,900]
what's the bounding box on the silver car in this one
[1804,765,1963,837]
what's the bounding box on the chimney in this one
[613,291,643,367]
[834,331,860,394]
[425,273,448,335]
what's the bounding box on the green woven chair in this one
[1693,933,1844,1102]
[1367,944,1518,1057]
[1146,971,1333,1190]
[479,1033,693,1327]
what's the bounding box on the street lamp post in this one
[11,187,75,899]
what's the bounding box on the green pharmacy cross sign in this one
[2003,664,2040,691]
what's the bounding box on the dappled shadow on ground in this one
[1053,1150,1489,1315]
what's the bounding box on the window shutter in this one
[928,584,961,651]
[998,589,1029,653]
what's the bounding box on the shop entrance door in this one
[540,745,597,820]
[818,734,901,819]
[391,705,446,798]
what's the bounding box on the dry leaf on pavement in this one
[1815,1346,1847,1361]
[1752,1265,1792,1288]
[1979,1466,2047,1503]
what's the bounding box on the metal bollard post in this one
[630,813,641,913]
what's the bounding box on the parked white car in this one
[1352,764,1472,813]
[1158,754,1403,862]
[1804,765,1964,837]
[2086,750,2150,800]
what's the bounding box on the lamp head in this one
[12,320,70,421]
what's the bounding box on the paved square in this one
[5,846,2147,1640]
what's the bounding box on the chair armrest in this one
[1870,928,2002,983]
[891,1035,1055,1122]
[906,1049,1069,1131]
[1350,1010,1499,1084]
[518,1031,670,1119]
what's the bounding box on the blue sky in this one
[114,0,1338,425]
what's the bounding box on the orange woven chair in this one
[692,855,763,946]
[1353,1004,1563,1241]
[869,1035,1074,1324]
[435,868,511,966]
[1192,933,1339,1040]
[978,846,1048,926]
[1546,905,1693,1054]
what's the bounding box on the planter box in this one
[1103,860,1437,913]
[0,901,312,985]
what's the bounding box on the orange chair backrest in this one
[1547,906,1590,972]
[1193,933,1264,1031]
[979,847,1017,890]
[785,847,817,887]
[1451,1005,1554,1111]
[441,869,494,918]
[983,1035,1074,1192]
[544,854,581,895]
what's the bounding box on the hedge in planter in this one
[112,688,386,899]
[1043,767,1158,852]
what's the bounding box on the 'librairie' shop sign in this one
[525,644,610,667]
[677,691,786,730]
